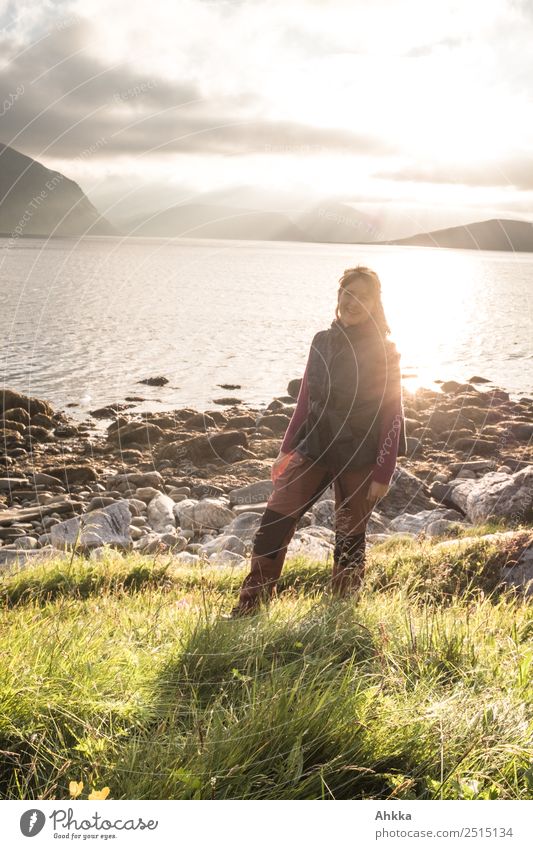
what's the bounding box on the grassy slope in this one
[0,521,532,800]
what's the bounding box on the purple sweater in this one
[280,347,404,485]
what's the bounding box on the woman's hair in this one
[335,265,392,336]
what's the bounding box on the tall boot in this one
[230,508,297,616]
[331,530,366,597]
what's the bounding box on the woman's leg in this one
[233,451,333,614]
[331,463,375,597]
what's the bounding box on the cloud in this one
[0,13,396,164]
[374,156,533,191]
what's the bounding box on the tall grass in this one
[0,528,532,800]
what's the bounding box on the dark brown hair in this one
[335,265,392,336]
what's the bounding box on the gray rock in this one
[389,508,466,535]
[172,551,201,565]
[0,498,79,526]
[224,512,263,542]
[501,540,533,594]
[147,492,176,533]
[126,498,147,518]
[106,471,164,490]
[228,479,273,506]
[0,545,70,569]
[201,534,246,557]
[208,550,246,565]
[174,498,234,532]
[426,519,467,537]
[447,466,533,524]
[0,477,28,490]
[311,499,335,529]
[50,500,132,552]
[372,467,441,520]
[133,486,161,503]
[13,535,39,550]
[286,532,334,563]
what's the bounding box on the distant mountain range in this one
[376,218,533,251]
[1,143,532,250]
[0,143,116,237]
[121,201,307,241]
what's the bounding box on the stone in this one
[208,550,246,565]
[3,407,31,425]
[133,486,161,503]
[108,421,165,447]
[201,534,246,557]
[172,551,201,565]
[0,498,79,525]
[224,512,262,542]
[13,535,39,550]
[87,496,116,512]
[106,471,164,490]
[228,479,273,507]
[50,500,132,552]
[0,477,28,491]
[1,389,54,418]
[446,466,533,524]
[156,430,248,465]
[0,545,72,569]
[174,497,234,532]
[31,472,63,487]
[389,508,465,535]
[286,532,334,563]
[374,467,442,520]
[138,376,168,386]
[147,493,176,533]
[42,464,98,485]
[426,519,466,537]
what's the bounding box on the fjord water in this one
[1,235,531,425]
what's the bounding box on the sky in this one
[1,0,533,236]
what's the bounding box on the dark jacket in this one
[294,318,407,472]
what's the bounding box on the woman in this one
[229,265,407,617]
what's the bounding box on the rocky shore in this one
[1,377,532,589]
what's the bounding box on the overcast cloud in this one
[1,0,532,224]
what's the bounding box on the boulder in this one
[201,534,247,557]
[156,430,248,465]
[50,500,132,552]
[228,479,273,506]
[1,389,54,418]
[446,466,533,524]
[42,464,98,485]
[174,498,234,532]
[374,467,442,520]
[389,508,466,535]
[147,492,176,533]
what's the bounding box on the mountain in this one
[0,143,117,238]
[120,202,307,241]
[377,218,533,251]
[293,201,382,243]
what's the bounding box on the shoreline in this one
[1,377,532,576]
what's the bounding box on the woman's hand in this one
[271,450,290,482]
[366,480,390,506]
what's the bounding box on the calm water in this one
[1,235,532,428]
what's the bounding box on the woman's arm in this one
[280,356,310,453]
[372,390,404,486]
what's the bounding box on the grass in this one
[0,522,532,800]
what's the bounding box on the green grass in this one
[0,526,532,800]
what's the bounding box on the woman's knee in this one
[253,508,298,559]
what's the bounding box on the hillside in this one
[0,143,117,238]
[121,201,307,241]
[378,217,533,251]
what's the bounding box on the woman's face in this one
[337,280,376,326]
